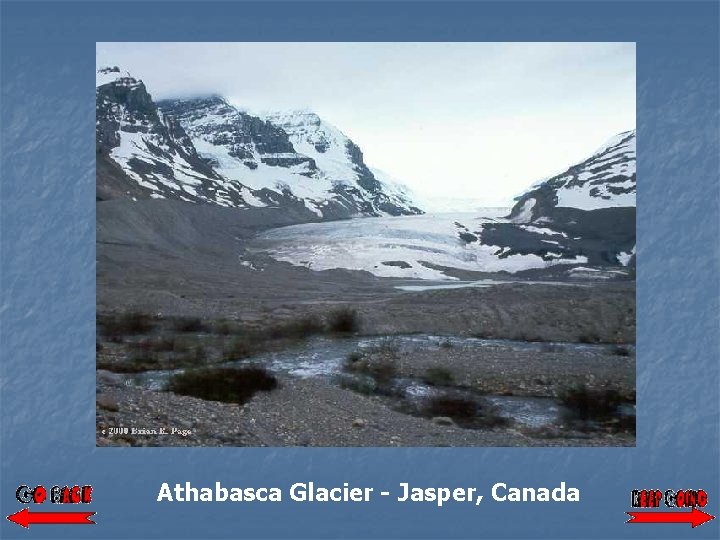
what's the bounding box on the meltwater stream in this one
[128,335,630,429]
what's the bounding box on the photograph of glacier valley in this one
[96,43,636,447]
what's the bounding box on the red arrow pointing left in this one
[6,508,96,528]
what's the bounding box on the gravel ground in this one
[384,345,635,398]
[97,371,634,448]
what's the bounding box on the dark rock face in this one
[479,208,636,266]
[465,130,636,268]
[158,97,317,172]
[345,140,382,193]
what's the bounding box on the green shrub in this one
[132,336,187,353]
[327,308,359,333]
[266,316,324,340]
[578,333,601,344]
[344,349,398,385]
[559,385,623,421]
[424,395,510,429]
[338,375,376,396]
[173,317,208,333]
[223,338,255,360]
[97,353,159,373]
[612,345,632,357]
[559,385,635,433]
[212,319,235,335]
[352,358,398,384]
[168,367,278,404]
[422,367,455,387]
[99,312,154,336]
[425,396,477,419]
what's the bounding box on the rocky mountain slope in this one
[263,111,421,216]
[508,130,636,221]
[96,67,422,219]
[461,130,636,268]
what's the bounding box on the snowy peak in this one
[478,129,636,268]
[264,110,421,215]
[590,129,635,159]
[96,66,134,88]
[97,69,423,218]
[96,69,257,206]
[509,130,636,222]
[264,110,342,160]
[553,129,636,210]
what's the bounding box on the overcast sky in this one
[97,42,635,207]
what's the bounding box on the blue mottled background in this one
[1,1,718,538]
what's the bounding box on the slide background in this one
[1,1,718,538]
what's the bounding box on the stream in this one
[127,335,634,429]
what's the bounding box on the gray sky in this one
[97,42,635,207]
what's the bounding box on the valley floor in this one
[96,200,636,447]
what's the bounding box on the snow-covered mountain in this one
[463,130,636,268]
[262,111,422,216]
[96,67,231,203]
[95,66,422,219]
[508,130,636,222]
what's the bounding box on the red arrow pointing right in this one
[627,507,716,528]
[6,508,96,528]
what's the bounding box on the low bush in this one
[338,375,376,396]
[424,395,510,429]
[167,367,278,404]
[578,333,601,344]
[266,316,324,340]
[425,396,477,419]
[97,353,159,373]
[223,337,256,360]
[612,345,632,357]
[99,312,154,336]
[212,319,235,335]
[559,385,623,421]
[345,351,364,365]
[344,346,399,385]
[422,367,455,387]
[172,317,208,333]
[347,356,398,384]
[327,308,359,333]
[131,336,187,353]
[559,384,635,433]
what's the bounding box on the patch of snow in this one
[239,187,267,208]
[556,185,635,210]
[617,246,636,266]
[519,225,568,238]
[511,198,536,223]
